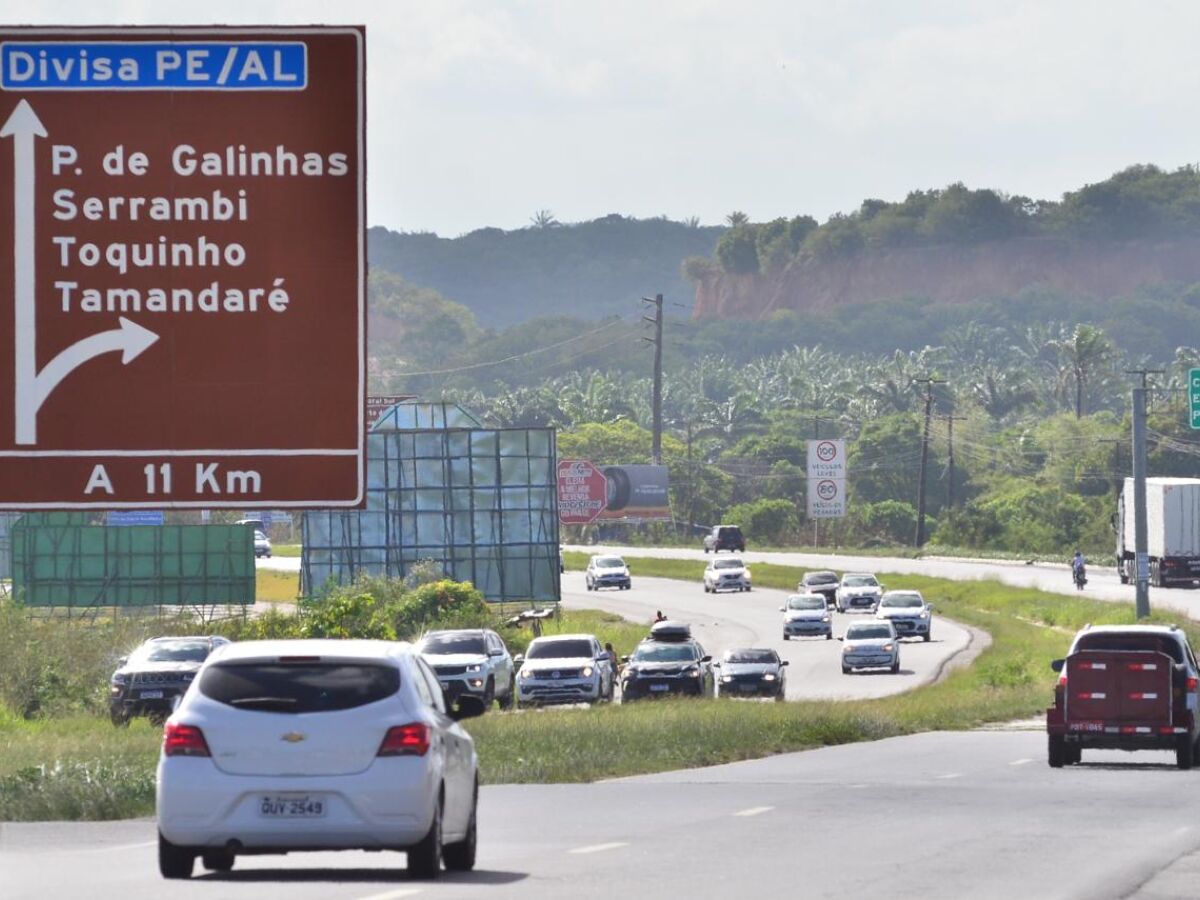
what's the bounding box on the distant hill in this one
[368,215,724,326]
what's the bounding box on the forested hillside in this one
[368,215,724,326]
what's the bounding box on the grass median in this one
[4,560,1196,819]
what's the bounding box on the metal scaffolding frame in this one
[302,402,560,602]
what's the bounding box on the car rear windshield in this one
[421,634,486,655]
[718,527,743,537]
[847,625,893,640]
[787,596,825,610]
[805,573,837,584]
[1076,634,1185,663]
[136,640,210,663]
[714,559,743,569]
[199,663,400,713]
[880,595,923,608]
[528,639,593,660]
[725,649,778,664]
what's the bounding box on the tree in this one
[529,209,559,229]
[715,226,760,274]
[725,210,749,227]
[1048,324,1118,418]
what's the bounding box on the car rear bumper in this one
[156,759,437,850]
[843,654,897,669]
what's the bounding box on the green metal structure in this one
[11,523,255,609]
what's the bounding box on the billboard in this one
[0,27,365,507]
[557,459,607,525]
[807,439,846,518]
[595,465,671,521]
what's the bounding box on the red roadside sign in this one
[557,458,608,525]
[0,27,365,508]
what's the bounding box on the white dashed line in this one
[734,806,774,817]
[936,773,962,780]
[1009,758,1034,766]
[354,889,423,900]
[569,842,628,855]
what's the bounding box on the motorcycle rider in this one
[1071,549,1087,588]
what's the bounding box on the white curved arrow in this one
[33,317,159,413]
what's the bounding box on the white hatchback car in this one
[156,639,483,880]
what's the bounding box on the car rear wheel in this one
[201,850,235,873]
[1048,735,1065,768]
[158,832,195,880]
[408,796,443,879]
[1065,744,1081,765]
[825,632,832,640]
[444,781,478,872]
[1177,736,1195,770]
[482,679,495,709]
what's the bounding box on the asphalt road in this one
[559,570,975,701]
[566,544,1200,622]
[7,729,1200,900]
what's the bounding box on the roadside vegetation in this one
[6,559,1195,819]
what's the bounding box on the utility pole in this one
[1126,368,1163,618]
[686,420,695,533]
[642,294,664,465]
[940,414,966,510]
[913,377,945,547]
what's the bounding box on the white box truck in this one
[1116,477,1200,587]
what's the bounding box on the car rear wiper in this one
[228,696,298,710]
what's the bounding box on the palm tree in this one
[529,209,559,229]
[724,211,749,227]
[1047,324,1118,418]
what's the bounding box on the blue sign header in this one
[0,42,307,90]
[106,510,165,527]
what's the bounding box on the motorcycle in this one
[1073,565,1087,590]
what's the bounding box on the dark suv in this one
[109,635,230,726]
[621,632,713,700]
[703,525,746,554]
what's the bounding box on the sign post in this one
[0,27,365,508]
[556,459,608,525]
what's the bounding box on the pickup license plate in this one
[649,684,669,692]
[1068,721,1105,733]
[139,690,164,699]
[260,795,325,818]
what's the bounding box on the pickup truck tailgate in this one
[1067,650,1173,724]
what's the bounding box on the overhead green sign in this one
[1192,368,1200,429]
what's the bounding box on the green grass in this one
[255,569,299,603]
[271,543,302,558]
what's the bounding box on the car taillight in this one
[378,723,430,757]
[163,723,210,757]
[1188,677,1198,692]
[1058,674,1067,687]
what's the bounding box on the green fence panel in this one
[11,524,255,608]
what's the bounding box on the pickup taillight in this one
[1188,676,1197,692]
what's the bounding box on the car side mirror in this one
[778,606,785,612]
[781,660,790,667]
[489,648,504,657]
[513,654,524,665]
[926,604,934,612]
[596,654,608,662]
[700,655,712,663]
[448,694,487,721]
[1050,658,1065,673]
[117,656,128,666]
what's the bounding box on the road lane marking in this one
[1009,758,1034,766]
[569,842,628,855]
[354,889,423,900]
[734,806,774,817]
[86,840,157,852]
[936,773,962,780]
[1174,826,1191,837]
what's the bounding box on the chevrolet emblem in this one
[281,732,306,743]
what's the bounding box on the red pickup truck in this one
[1047,624,1200,769]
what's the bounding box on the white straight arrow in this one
[33,316,159,414]
[1,100,45,445]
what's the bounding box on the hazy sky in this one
[6,1,1200,236]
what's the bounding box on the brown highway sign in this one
[0,26,365,507]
